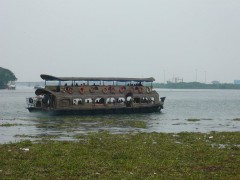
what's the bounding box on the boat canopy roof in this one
[40,74,155,82]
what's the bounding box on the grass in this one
[0,123,24,127]
[0,132,239,179]
[233,118,240,121]
[187,118,201,122]
[100,119,147,128]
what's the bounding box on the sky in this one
[1,0,240,83]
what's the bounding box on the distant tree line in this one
[0,67,17,89]
[153,82,240,89]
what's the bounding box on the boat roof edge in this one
[40,74,155,82]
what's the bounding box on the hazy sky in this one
[1,0,240,83]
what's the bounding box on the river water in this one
[0,88,240,143]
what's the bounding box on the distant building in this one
[234,80,240,85]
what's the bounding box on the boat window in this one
[106,97,115,104]
[116,97,125,104]
[150,97,155,104]
[133,97,140,104]
[126,96,132,102]
[95,97,104,104]
[141,97,149,104]
[73,98,83,105]
[85,98,93,104]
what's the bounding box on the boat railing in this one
[45,85,152,94]
[26,94,56,109]
[26,97,42,108]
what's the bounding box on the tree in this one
[0,67,17,89]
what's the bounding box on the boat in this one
[26,74,165,115]
[8,81,16,90]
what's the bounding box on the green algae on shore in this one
[0,132,239,179]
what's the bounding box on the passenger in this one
[64,83,68,91]
[75,83,78,86]
[56,86,60,92]
[99,98,104,104]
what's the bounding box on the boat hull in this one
[27,104,163,116]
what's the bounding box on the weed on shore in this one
[0,132,239,179]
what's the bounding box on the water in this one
[0,88,240,143]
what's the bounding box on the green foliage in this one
[0,132,239,179]
[187,118,201,122]
[0,67,17,88]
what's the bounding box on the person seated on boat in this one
[93,83,98,90]
[56,86,60,92]
[99,98,104,104]
[37,94,44,101]
[78,100,83,105]
[42,94,50,106]
[64,83,68,91]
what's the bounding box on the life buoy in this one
[110,86,115,94]
[138,86,143,93]
[129,86,134,93]
[79,86,85,94]
[89,86,95,93]
[102,86,108,94]
[68,87,73,94]
[146,87,151,93]
[119,86,126,93]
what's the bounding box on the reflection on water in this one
[0,88,240,143]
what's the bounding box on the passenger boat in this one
[26,74,165,115]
